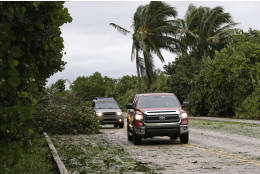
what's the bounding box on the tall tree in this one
[109,22,143,93]
[177,4,237,59]
[110,1,178,91]
[0,2,72,141]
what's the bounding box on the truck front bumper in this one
[134,122,188,137]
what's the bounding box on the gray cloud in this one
[47,1,260,87]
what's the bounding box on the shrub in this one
[0,135,57,174]
[235,85,260,120]
[35,88,100,134]
[189,30,260,118]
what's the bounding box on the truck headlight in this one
[180,112,187,119]
[180,112,188,125]
[135,114,143,120]
[116,111,122,116]
[96,112,103,117]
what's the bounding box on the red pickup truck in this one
[126,93,189,145]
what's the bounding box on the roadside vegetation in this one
[0,135,58,174]
[190,119,260,139]
[53,135,158,174]
[36,80,100,135]
[0,2,72,172]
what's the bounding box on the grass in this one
[190,119,260,139]
[53,135,158,174]
[0,134,58,174]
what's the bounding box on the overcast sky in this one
[47,1,260,87]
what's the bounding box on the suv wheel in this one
[180,133,189,144]
[119,123,124,128]
[133,132,142,145]
[170,136,177,140]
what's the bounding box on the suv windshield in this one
[95,101,119,109]
[137,95,180,108]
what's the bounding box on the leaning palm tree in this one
[109,23,144,93]
[110,1,178,91]
[109,22,143,93]
[177,4,237,59]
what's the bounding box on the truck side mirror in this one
[182,101,189,108]
[126,104,134,109]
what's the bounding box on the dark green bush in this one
[236,85,260,119]
[0,2,72,141]
[0,135,57,174]
[35,88,100,134]
[189,30,260,118]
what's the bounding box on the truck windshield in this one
[137,95,180,108]
[95,101,119,109]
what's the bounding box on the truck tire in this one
[133,132,142,145]
[180,133,189,144]
[127,131,133,141]
[114,124,118,128]
[127,124,133,141]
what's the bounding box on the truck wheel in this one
[114,124,118,128]
[119,123,124,128]
[133,132,142,145]
[180,133,189,144]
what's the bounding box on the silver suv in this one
[93,97,124,128]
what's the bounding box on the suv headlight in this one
[96,112,103,117]
[179,112,188,119]
[116,111,122,116]
[135,114,143,120]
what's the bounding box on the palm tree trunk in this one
[135,48,142,93]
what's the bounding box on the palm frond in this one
[109,23,130,35]
[147,38,164,62]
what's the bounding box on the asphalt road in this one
[101,119,260,174]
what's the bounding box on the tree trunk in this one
[135,48,142,93]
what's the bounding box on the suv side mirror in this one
[126,104,134,109]
[182,101,189,108]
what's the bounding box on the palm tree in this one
[110,1,178,91]
[177,4,237,59]
[109,22,143,93]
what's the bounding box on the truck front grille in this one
[145,114,180,123]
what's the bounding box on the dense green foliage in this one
[36,85,100,134]
[70,73,138,109]
[0,135,58,174]
[165,4,236,103]
[0,2,72,172]
[69,71,169,110]
[189,29,260,118]
[70,72,116,101]
[0,1,72,140]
